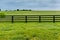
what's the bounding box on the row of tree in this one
[0,9,32,11]
[15,9,32,11]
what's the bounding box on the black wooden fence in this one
[0,15,60,23]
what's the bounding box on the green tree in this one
[17,9,19,11]
[0,9,1,11]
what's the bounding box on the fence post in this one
[53,15,55,23]
[39,16,41,22]
[12,16,14,23]
[25,16,27,23]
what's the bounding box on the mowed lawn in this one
[0,11,60,40]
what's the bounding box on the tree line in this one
[0,9,32,11]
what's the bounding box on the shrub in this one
[0,13,5,18]
[0,9,1,11]
[21,9,32,11]
[14,10,16,11]
[29,9,32,11]
[5,10,8,11]
[17,9,19,11]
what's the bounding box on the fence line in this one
[0,15,60,23]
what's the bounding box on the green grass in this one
[0,22,60,40]
[0,11,60,40]
[0,11,60,15]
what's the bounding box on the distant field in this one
[0,11,60,40]
[0,11,60,15]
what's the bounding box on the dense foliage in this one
[0,13,5,18]
[16,9,32,11]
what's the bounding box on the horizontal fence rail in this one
[0,15,60,23]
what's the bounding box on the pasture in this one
[1,11,60,15]
[0,11,60,40]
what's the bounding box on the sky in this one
[0,0,60,10]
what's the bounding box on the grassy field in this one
[0,11,60,15]
[0,11,60,40]
[0,22,60,40]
